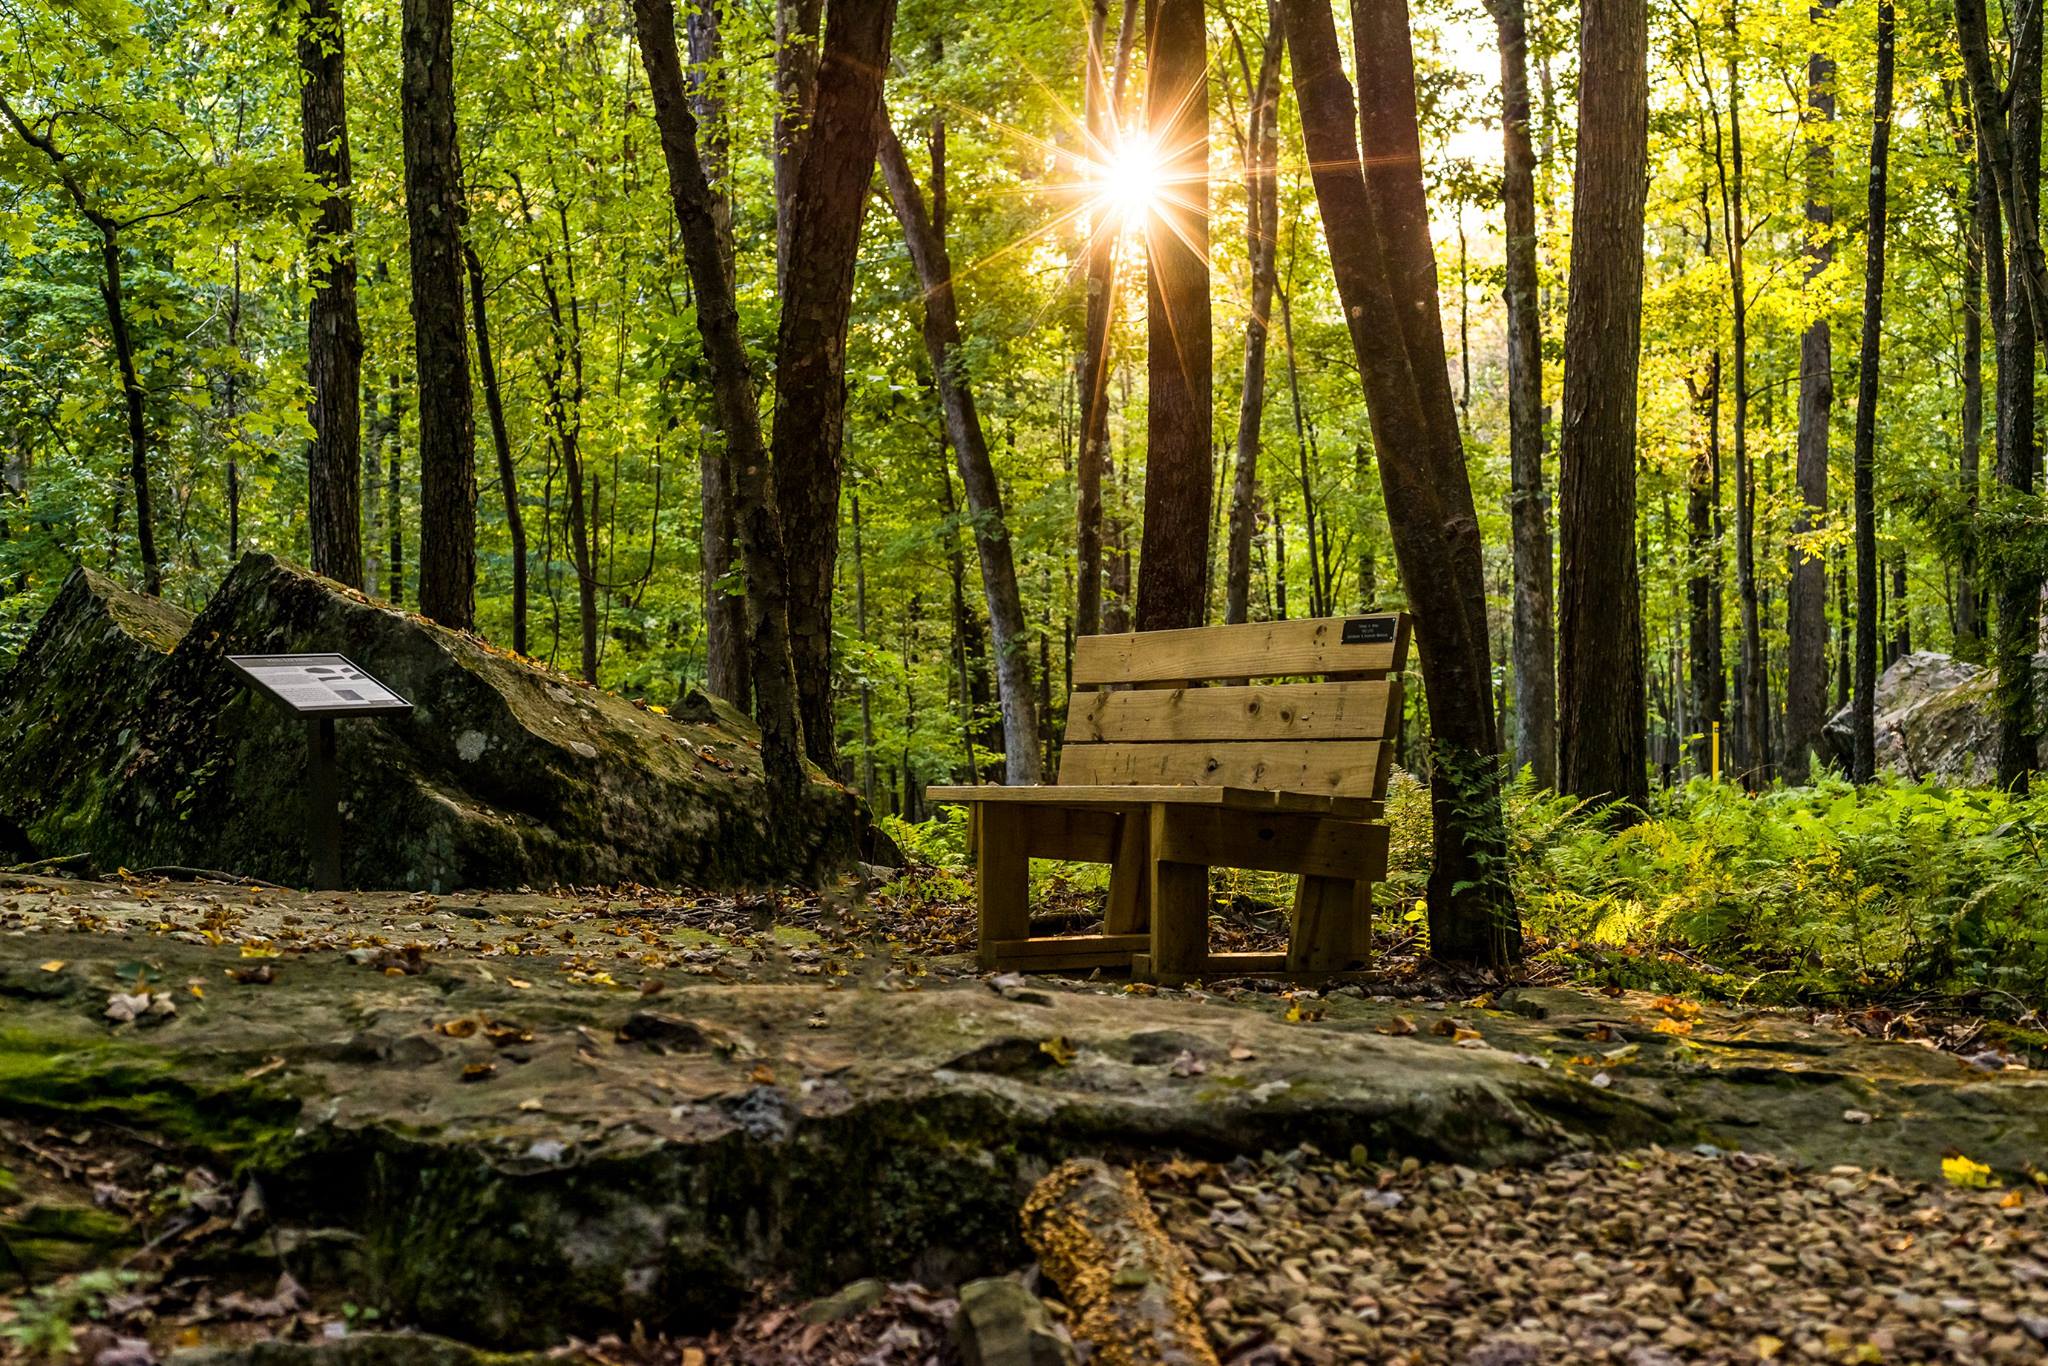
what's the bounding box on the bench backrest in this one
[1058,614,1411,799]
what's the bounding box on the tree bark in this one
[301,0,364,590]
[1954,97,1987,657]
[686,0,748,707]
[464,242,527,656]
[1849,0,1895,783]
[877,121,1044,783]
[1994,8,2042,788]
[1686,354,1722,775]
[1224,11,1283,626]
[386,375,406,606]
[1020,1160,1221,1366]
[1719,26,1766,784]
[770,0,897,774]
[773,0,825,289]
[633,0,809,813]
[1484,0,1553,786]
[1279,0,1517,965]
[1785,4,1835,771]
[401,0,477,630]
[1956,0,2048,340]
[1557,0,1650,810]
[1135,0,1213,631]
[1076,0,1142,638]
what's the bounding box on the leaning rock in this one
[0,567,192,861]
[955,1277,1078,1366]
[3,552,861,889]
[1821,650,2048,785]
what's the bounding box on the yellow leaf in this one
[1754,1334,1785,1359]
[507,977,533,989]
[749,1063,776,1084]
[518,1097,544,1111]
[1943,1154,1998,1189]
[2001,1189,2025,1208]
[1653,1019,1695,1036]
[38,960,64,973]
[436,1018,480,1038]
[1040,1035,1077,1066]
[239,943,280,958]
[1452,1026,1484,1043]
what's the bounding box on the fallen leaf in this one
[507,977,533,989]
[1228,1044,1255,1061]
[1755,1335,1785,1360]
[1652,1018,1694,1036]
[518,1097,545,1112]
[1377,1015,1418,1036]
[243,1056,287,1080]
[1841,1109,1874,1125]
[750,1063,777,1085]
[39,960,64,973]
[1040,1036,1077,1067]
[225,964,275,985]
[1284,1000,1325,1024]
[435,1018,479,1039]
[1943,1153,1998,1189]
[461,1062,497,1082]
[1451,1026,1484,1044]
[2001,1189,2025,1208]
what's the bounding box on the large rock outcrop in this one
[0,554,861,889]
[1820,649,2048,785]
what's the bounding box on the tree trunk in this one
[687,0,748,706]
[1955,100,1987,657]
[773,0,825,289]
[527,194,597,683]
[1557,0,1650,810]
[770,0,897,774]
[1785,6,1835,771]
[1224,11,1283,626]
[1279,0,1516,965]
[1957,0,2048,340]
[1135,0,1213,631]
[1719,28,1766,784]
[1994,8,2042,788]
[301,0,364,590]
[1686,355,1721,775]
[633,0,809,812]
[1075,0,1142,638]
[1485,0,1553,786]
[401,0,477,630]
[386,376,406,606]
[464,243,527,656]
[1849,0,1894,783]
[878,121,1044,782]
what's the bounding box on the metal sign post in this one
[227,654,413,890]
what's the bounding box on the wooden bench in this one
[929,613,1409,982]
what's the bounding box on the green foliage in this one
[1516,774,2048,1006]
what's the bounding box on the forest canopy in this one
[2,0,2041,846]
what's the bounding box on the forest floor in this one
[2,869,2045,1365]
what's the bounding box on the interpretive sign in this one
[227,654,411,890]
[227,654,414,717]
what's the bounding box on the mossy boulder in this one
[1820,649,2048,784]
[0,553,862,889]
[0,567,193,860]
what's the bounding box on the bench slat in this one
[1057,740,1386,797]
[1066,679,1400,743]
[1072,615,1409,685]
[926,784,1383,818]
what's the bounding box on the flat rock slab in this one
[3,877,2045,1347]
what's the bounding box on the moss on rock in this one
[1,553,864,890]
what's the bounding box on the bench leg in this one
[1147,804,1209,981]
[1289,874,1370,975]
[1103,806,1150,934]
[976,805,1031,970]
